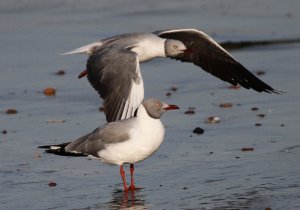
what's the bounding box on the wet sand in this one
[1,0,300,209]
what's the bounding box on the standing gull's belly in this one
[98,117,165,165]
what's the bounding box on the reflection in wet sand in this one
[107,189,148,210]
[73,189,148,210]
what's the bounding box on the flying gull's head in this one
[164,39,187,57]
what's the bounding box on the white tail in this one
[60,41,103,55]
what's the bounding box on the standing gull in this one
[63,28,278,122]
[39,98,179,191]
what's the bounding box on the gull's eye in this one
[173,45,178,49]
[154,102,161,108]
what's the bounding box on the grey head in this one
[142,98,179,119]
[164,39,187,57]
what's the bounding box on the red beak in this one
[164,104,180,110]
[78,70,88,79]
[182,48,194,55]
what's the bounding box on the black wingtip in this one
[267,89,286,95]
[44,149,87,157]
[258,86,285,94]
[253,87,285,95]
[38,142,86,157]
[38,145,50,149]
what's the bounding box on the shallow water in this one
[1,0,300,209]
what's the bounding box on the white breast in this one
[98,106,165,165]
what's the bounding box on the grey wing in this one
[87,48,144,122]
[154,29,278,93]
[65,121,132,157]
[61,35,124,55]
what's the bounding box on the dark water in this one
[1,0,300,209]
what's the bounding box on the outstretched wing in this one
[154,29,278,93]
[86,47,144,122]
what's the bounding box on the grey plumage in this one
[38,98,178,159]
[164,39,187,57]
[154,29,279,93]
[87,48,142,122]
[65,121,132,157]
[65,28,279,123]
[142,98,165,119]
[38,98,179,191]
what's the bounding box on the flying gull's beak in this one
[182,48,194,55]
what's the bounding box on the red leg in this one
[78,69,87,79]
[120,165,128,191]
[129,164,136,191]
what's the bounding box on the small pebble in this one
[48,181,57,187]
[257,114,265,118]
[255,123,262,127]
[285,12,292,18]
[183,187,188,190]
[46,119,65,123]
[43,87,56,96]
[205,116,220,124]
[166,92,172,97]
[6,109,18,114]
[35,153,41,159]
[241,147,254,152]
[55,70,65,75]
[235,156,240,159]
[219,103,233,108]
[280,124,285,127]
[185,110,195,115]
[193,127,204,135]
[2,130,7,134]
[251,107,259,111]
[170,86,177,92]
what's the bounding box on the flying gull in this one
[63,28,278,122]
[39,98,179,191]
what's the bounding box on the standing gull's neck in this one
[136,105,149,119]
